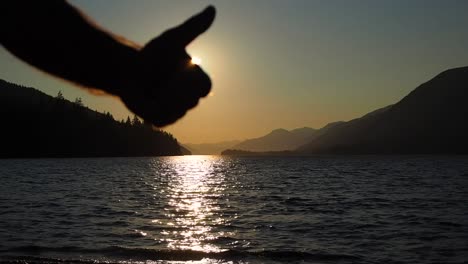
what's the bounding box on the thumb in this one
[165,6,216,47]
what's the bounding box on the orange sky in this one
[2,0,468,143]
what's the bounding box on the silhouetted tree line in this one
[0,79,186,158]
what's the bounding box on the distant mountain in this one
[0,79,187,158]
[221,149,294,156]
[179,145,192,155]
[318,121,346,132]
[297,66,468,154]
[220,123,343,155]
[231,127,318,152]
[184,140,241,155]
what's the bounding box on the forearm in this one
[1,0,140,96]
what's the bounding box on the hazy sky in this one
[1,0,467,143]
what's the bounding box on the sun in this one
[191,56,202,65]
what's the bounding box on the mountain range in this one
[183,140,241,155]
[231,127,316,152]
[223,66,468,155]
[3,66,466,156]
[229,122,348,152]
[183,123,346,154]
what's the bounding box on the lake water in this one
[1,156,467,264]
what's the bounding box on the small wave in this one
[437,221,463,227]
[1,245,360,263]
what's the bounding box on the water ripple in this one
[0,156,467,263]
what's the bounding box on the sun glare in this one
[191,56,202,65]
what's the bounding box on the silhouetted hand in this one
[119,6,216,127]
[2,2,215,127]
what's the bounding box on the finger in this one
[180,96,200,110]
[171,66,212,98]
[145,105,187,127]
[159,108,187,127]
[167,6,216,47]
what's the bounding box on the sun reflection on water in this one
[150,155,233,253]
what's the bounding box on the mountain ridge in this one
[297,66,468,154]
[231,127,318,152]
[183,140,241,155]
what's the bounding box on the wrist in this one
[105,44,140,97]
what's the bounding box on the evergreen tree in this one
[125,116,132,126]
[104,112,114,121]
[132,114,142,126]
[56,90,64,100]
[74,97,84,107]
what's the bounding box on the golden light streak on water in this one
[151,156,231,253]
